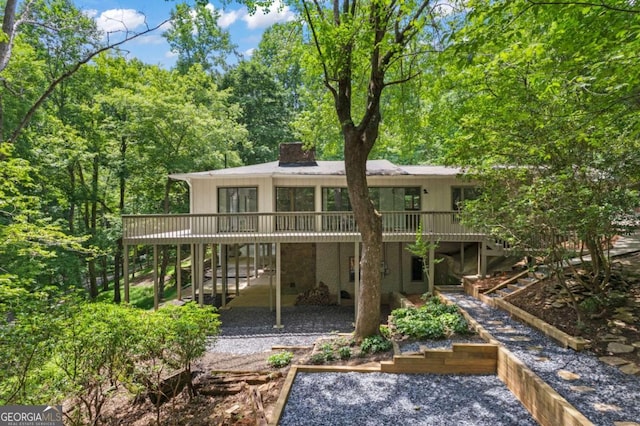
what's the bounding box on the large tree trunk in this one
[345,127,383,340]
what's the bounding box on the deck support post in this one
[354,241,360,323]
[235,244,240,296]
[481,243,488,278]
[246,246,251,287]
[211,243,217,297]
[177,244,182,300]
[269,250,273,312]
[190,244,195,302]
[222,244,228,308]
[275,242,283,328]
[124,243,130,304]
[153,245,159,310]
[198,244,204,307]
[254,243,258,277]
[428,241,435,295]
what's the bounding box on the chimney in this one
[278,142,317,167]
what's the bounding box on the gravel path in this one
[209,305,357,354]
[444,293,640,426]
[279,372,536,426]
[208,299,640,425]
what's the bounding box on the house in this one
[121,143,507,326]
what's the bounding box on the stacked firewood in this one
[295,281,331,305]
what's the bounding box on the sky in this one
[73,0,297,68]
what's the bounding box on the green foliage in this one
[359,335,393,354]
[434,0,640,295]
[337,346,352,360]
[391,298,470,339]
[267,351,294,368]
[406,223,442,294]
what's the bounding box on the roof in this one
[170,160,461,181]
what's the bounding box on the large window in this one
[322,187,352,211]
[276,187,315,211]
[369,187,421,211]
[218,187,257,213]
[217,187,257,232]
[322,187,421,212]
[451,186,480,211]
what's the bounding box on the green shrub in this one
[390,297,470,339]
[360,335,392,354]
[309,353,326,364]
[338,346,352,360]
[267,351,294,368]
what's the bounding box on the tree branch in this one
[8,20,170,144]
[527,0,640,13]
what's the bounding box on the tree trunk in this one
[344,129,383,340]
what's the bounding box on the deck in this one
[122,211,488,245]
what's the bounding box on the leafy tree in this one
[290,0,455,339]
[437,0,640,316]
[220,60,294,164]
[55,303,142,425]
[164,2,236,75]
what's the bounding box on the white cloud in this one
[242,0,296,30]
[82,9,98,19]
[95,9,147,33]
[244,48,255,57]
[219,9,243,29]
[133,34,166,46]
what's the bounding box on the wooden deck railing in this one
[122,211,484,243]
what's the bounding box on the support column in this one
[275,242,283,328]
[211,243,217,297]
[191,244,196,302]
[153,245,159,310]
[246,245,251,287]
[254,243,258,277]
[124,243,130,303]
[222,244,228,308]
[354,242,360,322]
[399,243,404,294]
[176,244,182,300]
[235,244,240,296]
[198,244,204,307]
[481,242,488,278]
[269,249,273,312]
[428,241,435,295]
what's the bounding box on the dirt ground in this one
[503,253,640,365]
[98,342,393,425]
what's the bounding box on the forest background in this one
[1,0,640,412]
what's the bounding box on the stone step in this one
[497,289,512,298]
[517,277,538,287]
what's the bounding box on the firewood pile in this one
[295,281,332,305]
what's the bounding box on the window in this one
[411,256,424,281]
[218,187,257,213]
[322,187,352,211]
[451,186,480,211]
[217,187,258,232]
[369,187,421,211]
[276,187,315,211]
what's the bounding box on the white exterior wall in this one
[188,175,468,214]
[316,241,431,301]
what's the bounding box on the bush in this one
[338,346,352,359]
[267,351,294,368]
[360,335,393,354]
[390,297,470,339]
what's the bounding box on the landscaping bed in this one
[504,253,640,366]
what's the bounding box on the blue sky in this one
[73,0,297,68]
